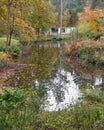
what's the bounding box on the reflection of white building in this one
[49,27,75,35]
[44,69,82,111]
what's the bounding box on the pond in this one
[4,41,104,111]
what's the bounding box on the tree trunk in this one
[6,0,10,51]
[6,0,13,51]
[9,16,14,46]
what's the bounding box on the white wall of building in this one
[49,27,75,35]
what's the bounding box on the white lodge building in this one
[49,27,75,35]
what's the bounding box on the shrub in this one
[0,88,104,130]
[0,88,43,130]
[9,45,20,57]
[36,88,104,130]
[0,88,25,130]
[0,52,9,62]
[0,37,20,56]
[66,40,104,65]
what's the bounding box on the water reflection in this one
[6,43,59,88]
[65,57,104,89]
[44,69,82,111]
[5,41,104,111]
[94,77,103,86]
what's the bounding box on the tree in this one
[30,0,55,37]
[78,6,103,35]
[0,0,36,50]
[62,10,70,27]
[91,0,104,9]
[50,0,86,26]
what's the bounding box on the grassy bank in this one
[0,37,19,45]
[0,35,69,58]
[0,87,104,130]
[0,37,20,58]
[33,34,71,42]
[66,38,104,65]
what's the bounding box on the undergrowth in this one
[0,87,104,130]
[66,39,104,65]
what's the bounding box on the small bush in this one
[9,45,20,56]
[0,88,25,130]
[0,52,9,62]
[0,88,44,130]
[0,37,20,56]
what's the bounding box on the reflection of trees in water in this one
[45,45,67,104]
[5,42,104,110]
[54,45,67,104]
[6,44,59,89]
[65,57,104,89]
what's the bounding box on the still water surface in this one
[6,41,104,111]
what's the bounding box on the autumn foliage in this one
[78,6,103,35]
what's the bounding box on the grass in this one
[0,37,19,46]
